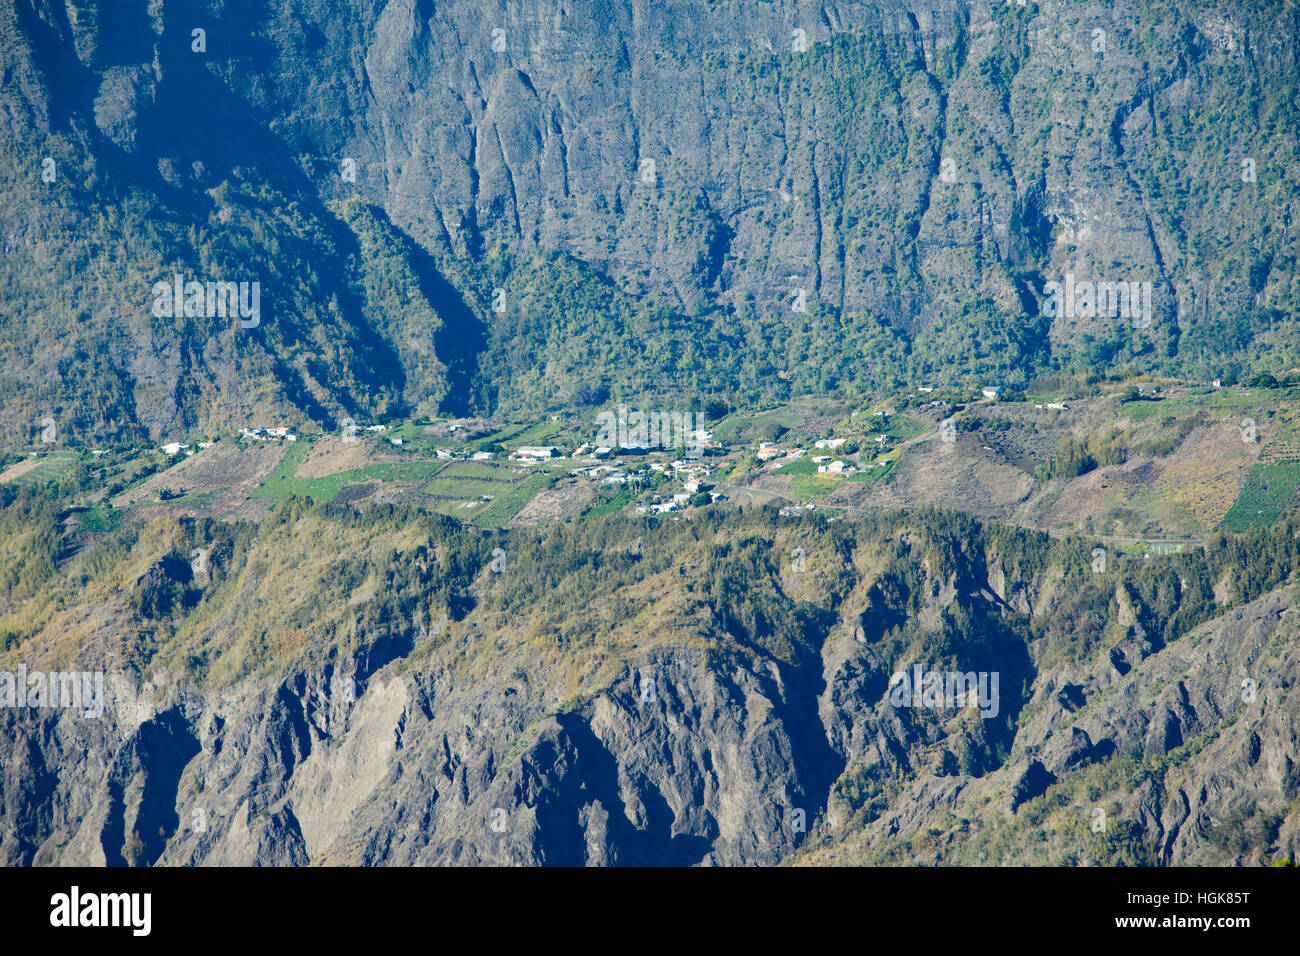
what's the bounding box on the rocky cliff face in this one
[812,581,1300,864]
[2,0,1297,434]
[3,645,833,865]
[3,534,1295,866]
[1,0,1297,865]
[259,0,1294,330]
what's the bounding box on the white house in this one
[814,438,847,449]
[982,386,1003,399]
[515,446,560,459]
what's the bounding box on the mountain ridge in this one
[3,0,1299,442]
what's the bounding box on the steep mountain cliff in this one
[2,0,1299,442]
[2,0,1298,870]
[2,502,1296,865]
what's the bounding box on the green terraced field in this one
[787,473,846,499]
[877,414,929,441]
[412,458,565,526]
[253,442,447,504]
[438,460,516,480]
[4,454,77,486]
[774,457,817,475]
[422,473,509,497]
[511,420,566,446]
[1120,388,1269,422]
[847,462,894,484]
[470,472,555,527]
[855,411,928,441]
[1219,461,1300,533]
[464,422,530,451]
[713,407,806,443]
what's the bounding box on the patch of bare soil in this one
[0,458,44,483]
[1137,420,1260,529]
[1017,418,1262,534]
[748,474,799,499]
[294,436,395,479]
[1153,419,1258,486]
[113,442,287,519]
[1032,460,1145,531]
[874,436,1035,519]
[508,482,593,525]
[824,476,907,511]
